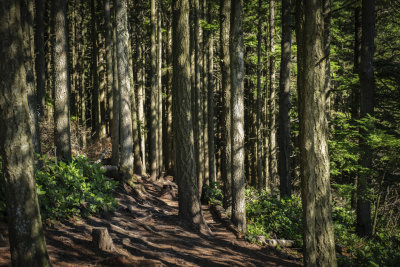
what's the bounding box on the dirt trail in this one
[0,178,302,266]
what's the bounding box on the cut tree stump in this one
[92,227,116,253]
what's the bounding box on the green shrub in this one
[245,188,303,247]
[35,155,119,220]
[203,182,223,205]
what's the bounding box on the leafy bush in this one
[35,155,118,220]
[245,188,303,246]
[203,182,223,205]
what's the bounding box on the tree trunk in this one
[202,0,209,186]
[21,0,41,158]
[91,0,99,139]
[150,0,159,180]
[230,0,246,233]
[0,1,51,265]
[53,0,72,162]
[193,0,204,197]
[256,0,263,192]
[220,0,232,213]
[129,35,143,175]
[157,2,164,177]
[357,0,375,238]
[172,0,209,233]
[268,0,278,188]
[299,0,337,266]
[207,1,216,185]
[278,0,292,198]
[105,0,113,136]
[35,0,46,118]
[165,10,174,174]
[116,0,134,180]
[111,0,120,166]
[137,42,146,174]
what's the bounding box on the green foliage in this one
[35,155,118,220]
[203,182,223,205]
[245,188,303,247]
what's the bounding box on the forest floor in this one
[0,175,302,266]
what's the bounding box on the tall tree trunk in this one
[157,2,164,177]
[116,0,134,180]
[268,0,278,188]
[53,0,72,162]
[137,42,147,174]
[193,0,204,197]
[91,0,99,139]
[207,1,216,185]
[202,0,209,187]
[111,0,120,166]
[98,15,107,139]
[172,0,209,234]
[165,10,173,174]
[150,0,158,180]
[230,0,246,233]
[278,0,292,198]
[128,34,143,175]
[299,0,337,265]
[0,1,51,265]
[220,0,232,213]
[35,0,46,118]
[21,0,41,157]
[357,0,375,238]
[105,0,113,135]
[256,0,263,192]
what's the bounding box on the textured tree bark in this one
[116,0,134,181]
[172,0,209,234]
[157,3,164,177]
[278,0,292,198]
[137,41,147,174]
[105,0,113,135]
[150,0,159,180]
[268,0,278,188]
[98,10,107,139]
[0,2,50,265]
[193,0,204,197]
[220,0,232,214]
[128,35,143,175]
[21,0,41,158]
[299,0,337,266]
[256,0,263,192]
[202,0,210,186]
[357,0,375,238]
[165,11,173,174]
[111,0,120,166]
[35,0,46,118]
[207,1,216,185]
[91,0,100,139]
[230,0,246,233]
[53,0,72,162]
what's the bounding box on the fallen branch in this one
[256,236,295,247]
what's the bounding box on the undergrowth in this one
[0,155,119,222]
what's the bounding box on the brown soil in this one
[0,177,302,267]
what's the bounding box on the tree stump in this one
[92,227,116,253]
